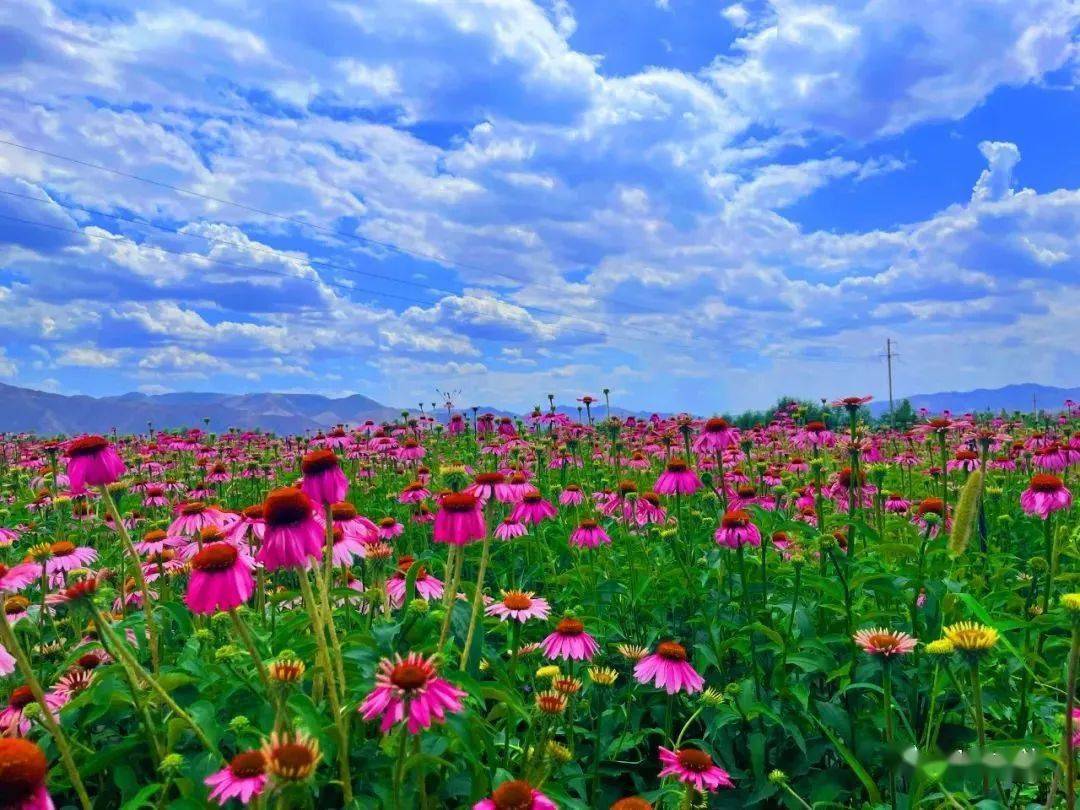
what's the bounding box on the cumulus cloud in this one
[0,0,1075,411]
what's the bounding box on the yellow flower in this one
[546,741,573,763]
[587,666,618,686]
[942,622,999,652]
[1061,593,1080,614]
[925,639,955,656]
[535,665,561,681]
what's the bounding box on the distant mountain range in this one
[0,381,1073,436]
[866,383,1079,417]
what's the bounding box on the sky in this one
[0,0,1077,414]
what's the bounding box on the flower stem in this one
[0,611,92,810]
[460,536,491,671]
[99,485,159,674]
[87,601,221,760]
[228,608,271,691]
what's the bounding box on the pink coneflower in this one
[141,485,169,508]
[912,498,950,536]
[1071,707,1080,749]
[714,510,761,549]
[558,484,585,506]
[65,435,125,493]
[0,563,39,594]
[499,471,533,502]
[635,492,667,526]
[474,780,557,810]
[377,516,404,540]
[569,519,611,549]
[205,750,268,806]
[633,641,704,694]
[0,737,55,810]
[466,472,511,505]
[387,556,444,607]
[323,502,377,541]
[654,459,702,496]
[396,439,426,462]
[626,451,650,470]
[186,542,255,615]
[884,493,911,513]
[433,492,486,545]
[853,628,918,657]
[494,518,528,540]
[299,449,348,506]
[693,418,740,453]
[134,528,179,557]
[169,501,228,538]
[658,746,733,792]
[226,506,266,549]
[1020,474,1072,519]
[541,617,599,661]
[256,488,323,572]
[48,668,95,707]
[0,686,62,737]
[0,645,14,677]
[510,489,558,525]
[792,420,836,450]
[359,652,466,734]
[44,541,97,574]
[485,590,550,623]
[398,481,431,504]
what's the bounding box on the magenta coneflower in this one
[377,516,404,540]
[0,686,62,737]
[65,435,125,493]
[205,750,268,806]
[912,498,950,536]
[1020,474,1072,519]
[654,459,702,496]
[44,541,97,574]
[473,780,558,810]
[485,590,550,623]
[693,417,740,452]
[433,492,486,545]
[141,485,169,508]
[569,519,611,549]
[169,501,228,538]
[494,518,528,541]
[387,556,444,607]
[558,484,585,506]
[658,746,733,792]
[510,489,558,525]
[359,652,466,734]
[541,617,599,661]
[714,510,761,549]
[853,628,918,657]
[884,493,910,513]
[633,641,704,694]
[465,472,510,504]
[398,481,431,504]
[0,563,38,595]
[185,542,255,615]
[256,488,323,572]
[0,737,54,810]
[299,449,348,505]
[792,420,835,450]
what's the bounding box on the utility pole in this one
[884,339,896,427]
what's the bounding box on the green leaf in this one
[807,709,882,803]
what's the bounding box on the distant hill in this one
[0,381,1072,436]
[868,383,1079,416]
[0,383,402,436]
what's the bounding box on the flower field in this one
[0,398,1077,809]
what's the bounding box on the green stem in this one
[99,485,159,674]
[460,536,492,671]
[0,611,93,810]
[88,601,221,760]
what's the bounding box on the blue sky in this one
[0,0,1077,413]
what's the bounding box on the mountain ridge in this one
[0,381,1074,435]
